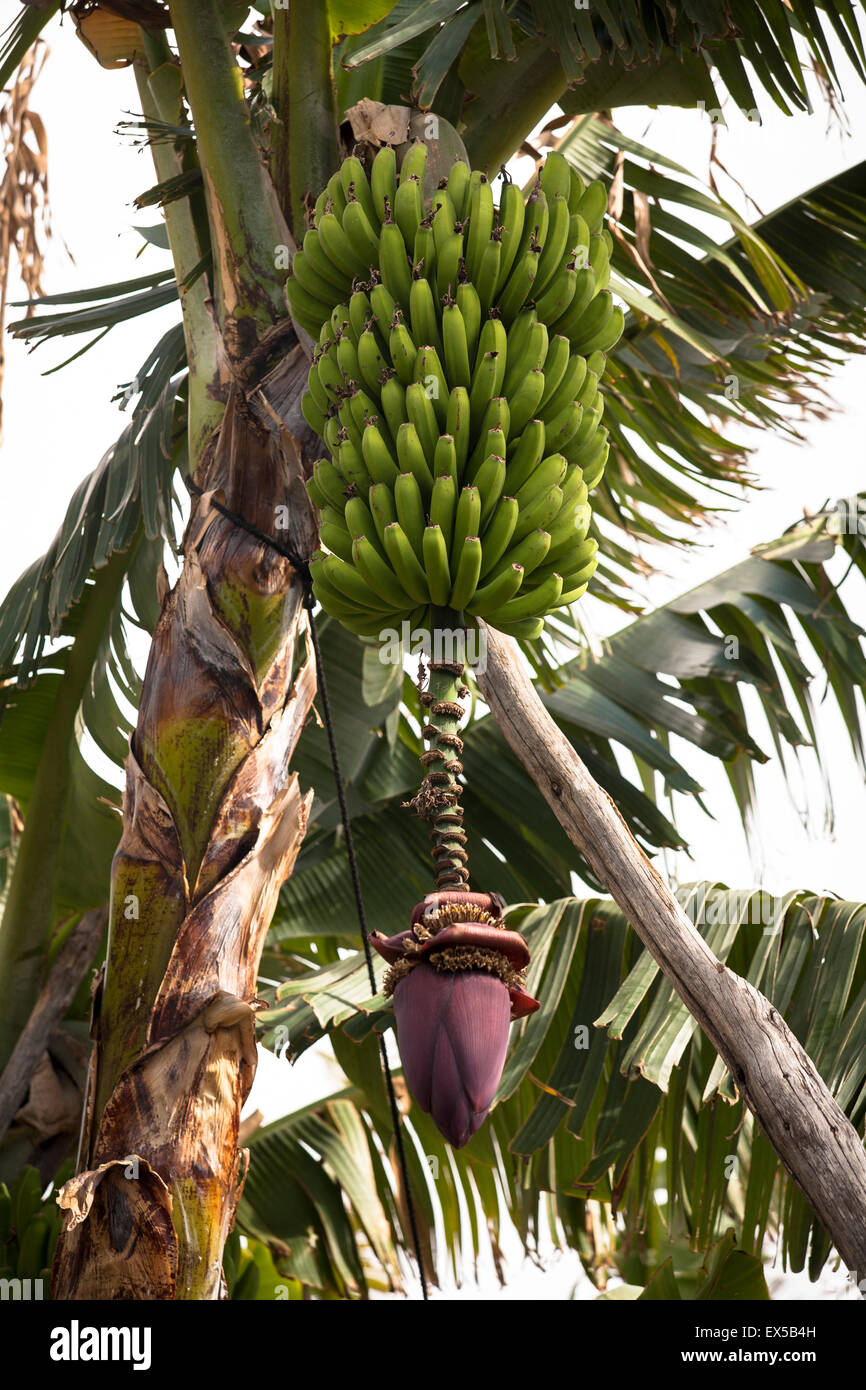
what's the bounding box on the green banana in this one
[476,236,502,316]
[473,453,506,529]
[542,352,588,419]
[465,174,494,282]
[495,178,525,292]
[538,335,571,409]
[370,144,397,223]
[324,553,392,611]
[345,495,386,558]
[552,266,597,337]
[485,571,563,624]
[432,189,457,251]
[504,418,545,489]
[380,372,405,441]
[353,534,411,609]
[466,563,524,616]
[491,614,544,640]
[446,158,471,219]
[456,282,481,363]
[446,385,471,478]
[336,331,361,384]
[413,344,448,427]
[508,369,546,436]
[436,229,463,299]
[369,482,397,545]
[406,381,439,460]
[286,276,331,336]
[413,217,436,281]
[357,327,388,398]
[487,526,551,582]
[394,177,423,252]
[400,139,428,185]
[469,351,501,435]
[533,193,570,297]
[409,275,442,356]
[544,399,583,453]
[396,422,435,499]
[320,519,354,565]
[301,390,327,436]
[468,418,508,476]
[513,453,567,509]
[293,242,346,302]
[430,473,457,551]
[362,421,399,486]
[496,245,539,325]
[313,458,348,511]
[539,150,572,203]
[502,319,548,394]
[422,524,452,606]
[318,210,368,280]
[573,180,607,233]
[452,484,481,560]
[383,521,429,604]
[567,166,587,212]
[348,288,373,345]
[449,535,483,610]
[380,216,413,305]
[581,437,609,490]
[567,289,613,350]
[332,438,372,494]
[343,197,380,274]
[479,495,519,576]
[389,313,418,385]
[512,483,563,544]
[394,471,427,561]
[534,263,577,323]
[441,301,471,389]
[433,434,458,485]
[575,303,624,356]
[370,280,396,330]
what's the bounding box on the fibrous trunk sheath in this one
[52,393,317,1300]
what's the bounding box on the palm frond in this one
[253,881,866,1293]
[344,0,866,134]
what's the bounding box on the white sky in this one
[2,15,865,1300]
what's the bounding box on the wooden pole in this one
[477,622,866,1278]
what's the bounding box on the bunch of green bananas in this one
[289,146,623,642]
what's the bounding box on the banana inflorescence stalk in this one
[408,644,471,891]
[288,146,622,644]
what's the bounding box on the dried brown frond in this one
[0,39,51,442]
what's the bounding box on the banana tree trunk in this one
[52,390,317,1299]
[51,0,335,1297]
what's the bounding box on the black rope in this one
[184,474,429,1300]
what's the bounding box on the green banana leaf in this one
[251,881,866,1293]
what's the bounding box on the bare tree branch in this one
[477,621,866,1279]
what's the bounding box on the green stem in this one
[461,41,567,173]
[417,614,470,891]
[134,45,223,461]
[0,549,131,1068]
[168,0,291,351]
[271,1,340,237]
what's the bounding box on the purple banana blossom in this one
[371,891,539,1148]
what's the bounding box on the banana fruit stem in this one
[414,622,470,890]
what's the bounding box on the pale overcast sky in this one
[2,13,865,1300]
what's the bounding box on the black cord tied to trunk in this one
[183,474,429,1300]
